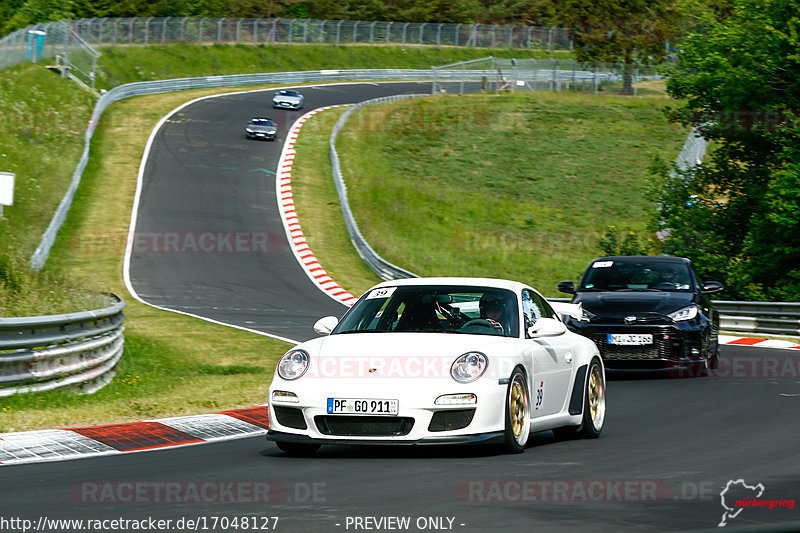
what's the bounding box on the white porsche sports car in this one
[267,277,606,455]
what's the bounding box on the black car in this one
[557,256,724,374]
[245,118,277,141]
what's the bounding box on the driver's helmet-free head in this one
[480,291,506,319]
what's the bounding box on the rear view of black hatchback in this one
[557,256,724,375]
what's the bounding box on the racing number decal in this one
[535,381,544,411]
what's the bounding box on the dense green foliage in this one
[2,0,557,35]
[339,91,687,292]
[558,0,682,94]
[656,0,800,300]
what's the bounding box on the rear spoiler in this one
[549,301,583,322]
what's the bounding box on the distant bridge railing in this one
[0,295,126,396]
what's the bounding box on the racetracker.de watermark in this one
[71,230,286,254]
[70,481,325,504]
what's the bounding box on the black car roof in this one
[590,255,690,264]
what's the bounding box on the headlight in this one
[277,349,309,380]
[450,352,488,383]
[245,128,253,133]
[668,305,698,321]
[579,308,597,322]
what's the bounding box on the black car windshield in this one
[333,286,519,338]
[579,260,694,292]
[250,119,274,126]
[278,90,299,96]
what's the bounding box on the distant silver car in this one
[272,90,304,110]
[245,118,277,141]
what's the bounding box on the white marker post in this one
[0,172,15,219]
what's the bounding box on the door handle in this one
[565,352,573,364]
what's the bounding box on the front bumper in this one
[267,429,504,446]
[568,322,710,370]
[267,379,507,446]
[246,132,276,140]
[273,101,302,109]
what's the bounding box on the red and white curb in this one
[276,106,358,307]
[720,335,800,350]
[0,406,268,466]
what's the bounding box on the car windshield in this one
[333,286,520,338]
[579,260,694,292]
[250,119,274,126]
[278,91,299,97]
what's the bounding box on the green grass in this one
[336,90,687,294]
[0,65,95,260]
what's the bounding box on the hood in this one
[293,332,511,381]
[574,291,695,316]
[314,332,508,357]
[249,124,276,133]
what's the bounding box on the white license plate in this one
[607,333,653,345]
[326,398,398,415]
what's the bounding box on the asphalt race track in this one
[127,81,460,343]
[1,83,799,532]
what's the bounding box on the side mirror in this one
[313,316,339,336]
[557,281,576,295]
[701,281,724,294]
[527,318,567,338]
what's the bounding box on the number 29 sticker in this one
[535,380,544,411]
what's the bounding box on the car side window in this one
[531,291,558,320]
[522,290,542,332]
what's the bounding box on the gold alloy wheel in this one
[510,379,525,438]
[588,364,605,429]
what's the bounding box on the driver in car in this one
[479,292,508,333]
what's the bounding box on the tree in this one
[554,0,683,94]
[656,0,800,300]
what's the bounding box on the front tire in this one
[554,359,606,440]
[276,441,320,457]
[503,368,530,453]
[578,359,606,438]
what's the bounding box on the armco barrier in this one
[0,295,126,396]
[716,301,800,337]
[329,94,425,280]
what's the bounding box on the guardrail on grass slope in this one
[0,295,126,396]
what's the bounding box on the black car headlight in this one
[579,308,597,322]
[668,305,698,322]
[277,349,310,380]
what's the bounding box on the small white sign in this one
[592,260,613,268]
[0,172,14,206]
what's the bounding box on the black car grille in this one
[428,409,476,432]
[314,416,414,436]
[592,334,677,360]
[273,406,307,430]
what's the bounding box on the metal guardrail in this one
[330,94,424,280]
[716,301,800,338]
[0,295,126,396]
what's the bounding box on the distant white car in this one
[267,277,606,456]
[272,89,304,110]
